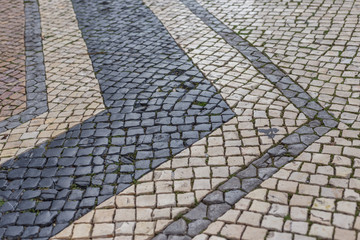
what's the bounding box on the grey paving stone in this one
[258,167,278,180]
[218,177,241,191]
[17,200,36,211]
[56,211,75,224]
[63,201,79,210]
[22,190,41,200]
[52,223,70,236]
[258,128,279,139]
[36,201,51,211]
[306,101,323,111]
[287,143,308,156]
[242,178,263,192]
[301,108,318,118]
[8,168,26,179]
[309,120,322,128]
[51,200,66,211]
[188,219,211,236]
[163,219,188,235]
[291,98,308,108]
[23,178,41,189]
[79,198,95,208]
[236,164,257,179]
[168,236,192,240]
[295,126,314,134]
[281,134,301,145]
[56,189,71,200]
[35,211,57,226]
[267,145,286,157]
[300,135,320,146]
[207,203,231,221]
[22,226,40,238]
[225,190,246,205]
[25,169,41,178]
[324,120,338,128]
[181,203,207,221]
[0,212,18,227]
[153,234,168,240]
[315,127,331,136]
[17,212,36,226]
[274,156,293,168]
[203,190,224,204]
[5,226,24,238]
[317,110,333,119]
[39,226,53,237]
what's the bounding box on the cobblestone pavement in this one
[0,0,48,133]
[0,0,359,239]
[0,0,26,122]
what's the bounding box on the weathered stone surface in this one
[184,203,207,220]
[163,219,188,235]
[2,0,353,239]
[207,203,231,221]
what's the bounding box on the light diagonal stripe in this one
[52,0,307,238]
[0,0,105,164]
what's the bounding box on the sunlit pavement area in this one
[0,0,359,239]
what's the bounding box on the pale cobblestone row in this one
[0,0,105,164]
[198,0,360,127]
[52,0,308,238]
[195,126,360,240]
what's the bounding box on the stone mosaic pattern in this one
[0,0,27,121]
[194,126,360,240]
[53,0,340,238]
[0,0,48,134]
[0,0,232,238]
[0,0,106,163]
[0,0,359,238]
[53,31,307,240]
[178,0,337,124]
[198,0,360,127]
[137,0,336,238]
[154,119,333,239]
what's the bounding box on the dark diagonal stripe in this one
[0,0,233,238]
[0,0,48,133]
[153,0,339,238]
[179,0,338,127]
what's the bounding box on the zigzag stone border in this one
[153,0,339,238]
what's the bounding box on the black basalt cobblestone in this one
[0,0,233,238]
[0,0,48,133]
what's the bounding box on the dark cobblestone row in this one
[179,0,338,128]
[0,0,233,238]
[152,0,340,238]
[0,0,48,133]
